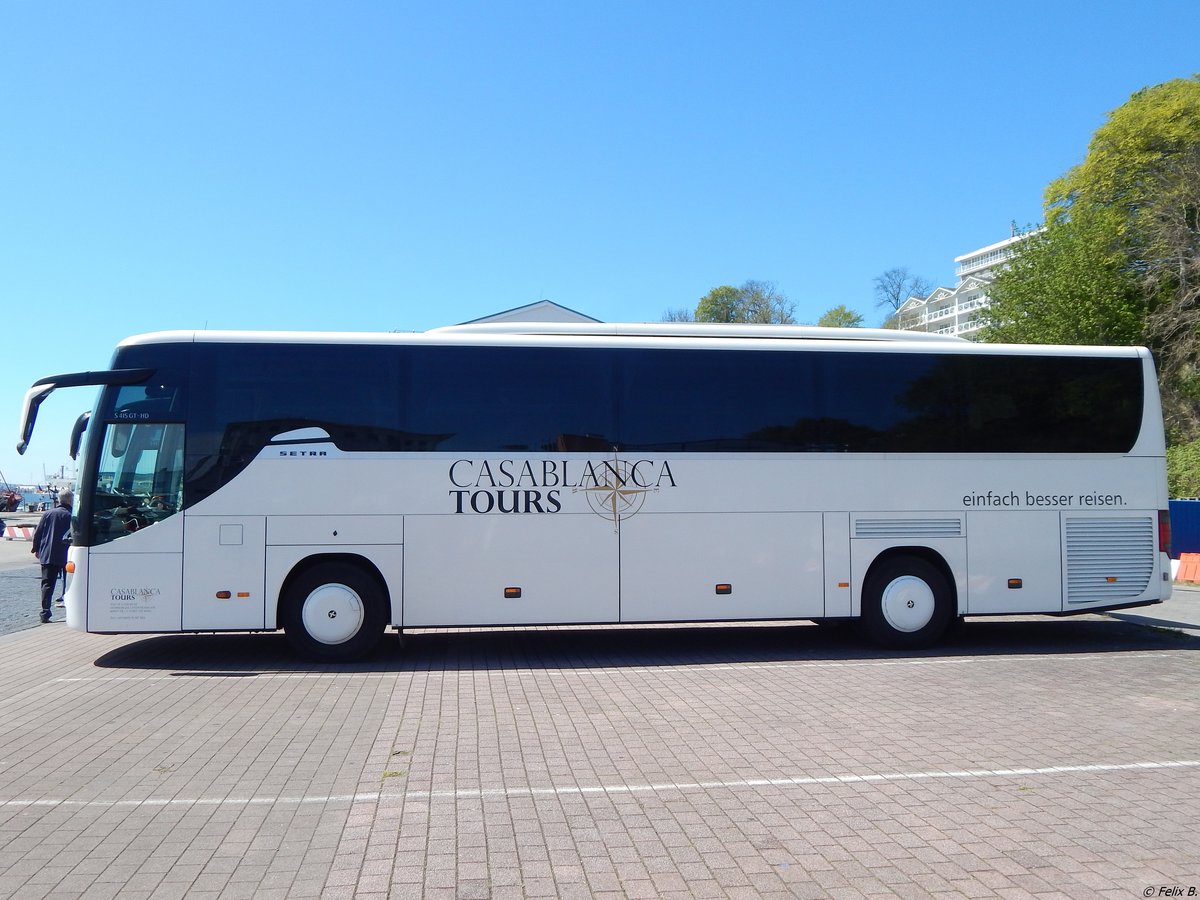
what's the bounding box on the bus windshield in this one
[90,420,184,545]
[83,368,188,546]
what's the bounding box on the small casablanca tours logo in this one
[448,454,677,524]
[110,587,162,603]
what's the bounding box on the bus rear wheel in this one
[860,555,953,650]
[282,562,387,661]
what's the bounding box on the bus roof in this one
[427,322,967,342]
[113,327,1148,360]
[118,323,969,349]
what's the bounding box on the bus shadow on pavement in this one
[92,615,1200,674]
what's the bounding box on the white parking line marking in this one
[4,760,1198,809]
[405,759,1200,800]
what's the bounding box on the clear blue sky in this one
[2,1,1198,486]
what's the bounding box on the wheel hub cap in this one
[301,583,365,645]
[880,575,935,633]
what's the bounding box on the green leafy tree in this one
[1142,144,1200,438]
[695,280,795,324]
[817,305,864,328]
[1043,78,1200,399]
[1046,76,1200,224]
[983,206,1143,346]
[694,285,744,322]
[1168,437,1200,498]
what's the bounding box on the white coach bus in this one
[18,324,1172,660]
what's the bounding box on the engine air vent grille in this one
[854,518,963,539]
[1065,516,1154,604]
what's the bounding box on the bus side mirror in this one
[69,412,90,461]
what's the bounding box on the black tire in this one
[860,555,954,650]
[282,561,387,661]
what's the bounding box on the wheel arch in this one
[861,545,961,616]
[274,552,389,631]
[857,546,960,649]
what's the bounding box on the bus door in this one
[85,421,186,632]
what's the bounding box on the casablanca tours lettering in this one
[110,587,162,603]
[448,458,677,514]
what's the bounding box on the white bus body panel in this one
[966,512,1064,614]
[264,514,405,629]
[619,512,823,621]
[266,515,404,547]
[74,444,1170,633]
[183,516,266,630]
[403,513,618,626]
[822,512,853,617]
[63,546,86,630]
[85,514,184,632]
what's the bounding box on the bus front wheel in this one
[860,556,953,650]
[282,562,386,661]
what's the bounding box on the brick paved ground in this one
[2,512,71,634]
[0,565,50,636]
[1,616,1198,898]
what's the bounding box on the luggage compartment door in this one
[620,512,824,622]
[403,513,619,627]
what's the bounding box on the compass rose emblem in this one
[574,452,657,529]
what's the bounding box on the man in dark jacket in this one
[31,490,72,624]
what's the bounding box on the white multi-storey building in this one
[896,232,1032,339]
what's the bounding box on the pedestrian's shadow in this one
[92,615,1200,675]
